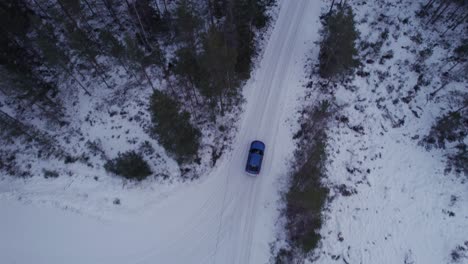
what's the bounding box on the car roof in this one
[251,140,265,151]
[249,153,262,167]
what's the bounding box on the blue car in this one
[245,140,265,175]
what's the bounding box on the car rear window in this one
[250,149,263,155]
[248,165,259,171]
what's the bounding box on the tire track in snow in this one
[212,1,311,263]
[237,3,310,263]
[243,3,311,263]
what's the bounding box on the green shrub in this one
[105,151,152,181]
[150,90,201,163]
[43,169,59,178]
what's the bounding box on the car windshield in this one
[250,148,263,155]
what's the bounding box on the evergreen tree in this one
[105,151,152,181]
[35,21,91,95]
[123,34,164,89]
[212,0,227,20]
[199,26,238,114]
[174,0,202,46]
[173,46,203,104]
[231,0,272,80]
[0,1,31,40]
[0,5,60,105]
[319,5,359,79]
[133,0,170,37]
[150,90,201,163]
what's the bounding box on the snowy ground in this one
[1,1,466,263]
[0,1,323,263]
[311,1,468,263]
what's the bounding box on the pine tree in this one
[34,19,91,95]
[124,34,161,89]
[0,3,63,113]
[173,47,202,105]
[199,27,238,114]
[150,90,201,163]
[105,151,152,180]
[319,5,359,80]
[174,0,202,47]
[231,0,271,80]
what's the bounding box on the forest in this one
[0,0,275,179]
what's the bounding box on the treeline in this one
[0,0,273,113]
[1,0,274,178]
[170,0,273,114]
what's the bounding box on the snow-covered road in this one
[0,1,323,264]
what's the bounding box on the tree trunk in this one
[32,0,52,19]
[89,57,112,89]
[101,0,125,31]
[83,1,142,86]
[182,84,195,114]
[56,0,79,27]
[20,18,94,96]
[453,102,468,114]
[58,63,92,95]
[122,0,150,49]
[430,81,449,98]
[0,28,56,103]
[166,78,178,98]
[218,94,225,116]
[118,57,142,86]
[422,0,437,13]
[82,0,97,17]
[446,60,461,72]
[140,65,155,89]
[207,0,216,25]
[188,76,200,105]
[328,0,336,16]
[430,1,451,24]
[445,4,461,23]
[154,0,161,14]
[57,0,113,89]
[450,12,468,31]
[126,0,153,51]
[0,110,34,139]
[430,0,448,22]
[162,0,168,13]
